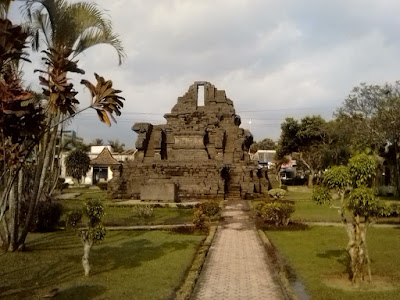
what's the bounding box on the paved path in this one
[191,198,285,300]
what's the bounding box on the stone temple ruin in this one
[109,82,270,201]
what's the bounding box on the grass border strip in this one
[174,225,218,300]
[258,229,303,300]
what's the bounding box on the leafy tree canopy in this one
[65,149,90,183]
[250,138,276,153]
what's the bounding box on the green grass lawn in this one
[103,207,194,226]
[258,186,400,223]
[55,189,195,226]
[267,226,400,300]
[0,230,205,300]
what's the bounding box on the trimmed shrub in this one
[196,201,220,217]
[254,202,265,217]
[268,188,287,200]
[257,202,295,226]
[97,182,108,190]
[193,209,207,229]
[280,184,288,191]
[132,205,155,218]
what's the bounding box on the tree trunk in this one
[8,168,20,252]
[308,170,315,188]
[348,214,365,283]
[394,143,400,197]
[18,120,59,248]
[361,222,372,282]
[82,240,93,276]
[276,164,282,187]
[299,153,314,188]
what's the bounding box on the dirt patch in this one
[323,274,397,291]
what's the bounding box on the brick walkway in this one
[191,198,285,300]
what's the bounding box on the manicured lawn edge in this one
[258,229,305,300]
[106,224,194,231]
[174,225,218,300]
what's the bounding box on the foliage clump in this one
[193,201,221,229]
[132,205,155,219]
[56,177,69,191]
[67,201,106,276]
[65,149,90,185]
[21,201,63,232]
[193,210,208,229]
[195,201,220,218]
[268,188,287,200]
[254,202,295,226]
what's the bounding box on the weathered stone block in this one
[140,179,177,202]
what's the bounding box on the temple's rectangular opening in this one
[197,84,205,106]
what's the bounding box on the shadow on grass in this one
[1,231,195,299]
[55,285,107,300]
[88,237,195,276]
[258,221,310,231]
[317,249,352,276]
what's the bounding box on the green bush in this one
[97,182,108,190]
[132,205,155,218]
[176,204,194,209]
[67,209,83,227]
[268,188,287,200]
[254,203,265,217]
[21,201,63,232]
[280,184,288,191]
[257,202,295,226]
[193,209,207,229]
[196,201,220,217]
[389,203,400,217]
[56,177,69,191]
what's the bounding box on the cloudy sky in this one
[9,0,400,148]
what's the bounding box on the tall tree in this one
[276,116,329,188]
[337,82,400,195]
[0,16,45,251]
[1,0,125,251]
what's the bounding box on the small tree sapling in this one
[67,201,106,276]
[312,154,390,283]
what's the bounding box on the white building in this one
[61,146,135,185]
[252,150,276,169]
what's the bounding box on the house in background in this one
[60,145,135,185]
[252,150,276,169]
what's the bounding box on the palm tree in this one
[0,0,14,18]
[15,0,125,250]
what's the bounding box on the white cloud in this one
[8,0,400,144]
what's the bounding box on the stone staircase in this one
[226,183,242,200]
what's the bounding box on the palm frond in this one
[74,27,125,64]
[70,2,125,64]
[81,73,124,126]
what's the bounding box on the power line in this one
[76,105,335,117]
